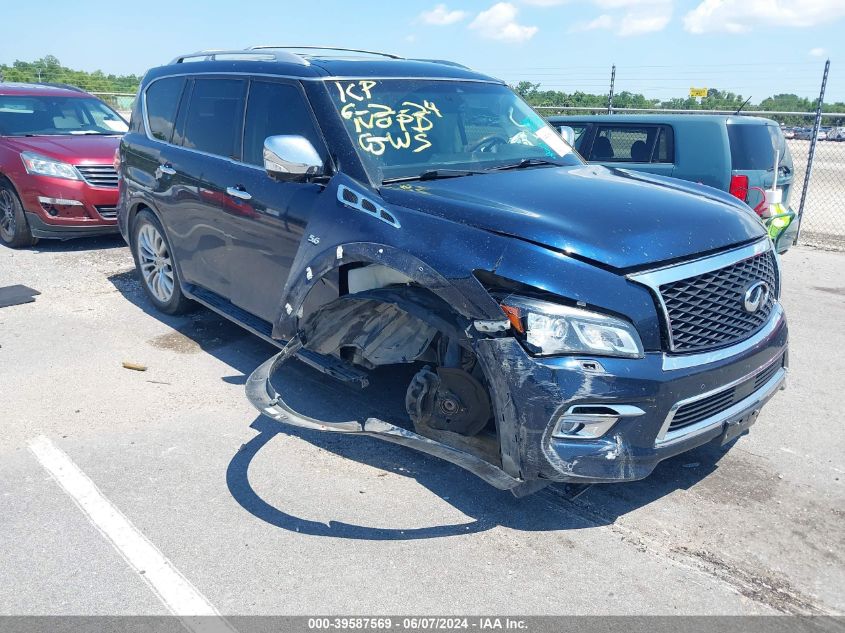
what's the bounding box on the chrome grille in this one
[668,354,784,432]
[76,164,118,188]
[659,250,778,353]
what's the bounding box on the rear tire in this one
[131,209,193,314]
[0,180,38,248]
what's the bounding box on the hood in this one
[3,135,120,165]
[380,165,766,271]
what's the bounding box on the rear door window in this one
[145,77,186,142]
[589,125,673,163]
[180,78,247,159]
[242,80,326,167]
[727,124,778,170]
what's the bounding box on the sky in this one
[2,0,844,102]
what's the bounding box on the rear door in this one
[224,79,330,322]
[171,76,248,298]
[126,76,195,251]
[583,123,675,178]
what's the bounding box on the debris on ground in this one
[121,361,148,372]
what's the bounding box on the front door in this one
[224,79,330,322]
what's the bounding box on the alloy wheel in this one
[0,189,17,241]
[137,223,175,303]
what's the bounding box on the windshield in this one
[328,79,581,183]
[0,95,128,137]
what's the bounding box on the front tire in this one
[0,181,38,248]
[131,209,193,314]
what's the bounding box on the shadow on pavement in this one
[24,234,127,254]
[108,268,732,540]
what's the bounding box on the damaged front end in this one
[245,175,788,496]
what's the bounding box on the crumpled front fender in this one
[270,174,509,340]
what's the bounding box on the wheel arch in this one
[126,200,163,240]
[274,241,503,341]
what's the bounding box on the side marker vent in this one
[337,185,401,229]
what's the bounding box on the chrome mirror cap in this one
[263,135,324,180]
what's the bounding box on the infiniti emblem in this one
[743,281,770,313]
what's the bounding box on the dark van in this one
[117,48,787,495]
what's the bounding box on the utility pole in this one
[608,64,616,114]
[795,59,830,244]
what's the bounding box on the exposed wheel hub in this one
[406,366,491,436]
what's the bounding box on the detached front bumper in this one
[475,305,788,483]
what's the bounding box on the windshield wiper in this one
[382,168,486,184]
[488,158,566,171]
[420,168,486,180]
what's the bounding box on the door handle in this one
[226,186,252,201]
[157,163,176,176]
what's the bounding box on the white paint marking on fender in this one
[28,435,237,631]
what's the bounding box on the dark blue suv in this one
[117,47,787,496]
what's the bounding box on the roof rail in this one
[248,45,402,60]
[169,49,308,65]
[411,59,470,70]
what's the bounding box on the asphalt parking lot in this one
[0,236,843,616]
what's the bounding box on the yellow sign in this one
[689,87,709,98]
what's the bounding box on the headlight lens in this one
[500,295,643,358]
[20,152,81,181]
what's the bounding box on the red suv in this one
[0,83,128,247]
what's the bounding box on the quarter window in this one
[242,81,325,167]
[181,78,246,159]
[145,77,185,142]
[589,125,674,164]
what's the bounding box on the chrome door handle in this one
[226,186,252,201]
[157,163,176,176]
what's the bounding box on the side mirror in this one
[263,135,324,180]
[558,126,576,146]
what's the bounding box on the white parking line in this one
[28,435,236,631]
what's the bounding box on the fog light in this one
[37,196,83,207]
[553,404,645,439]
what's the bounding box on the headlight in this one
[20,152,82,181]
[500,295,644,358]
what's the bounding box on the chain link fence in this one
[90,92,135,119]
[790,129,845,250]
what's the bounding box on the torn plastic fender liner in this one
[245,338,526,491]
[300,287,474,364]
[303,297,436,366]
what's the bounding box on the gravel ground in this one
[0,236,843,616]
